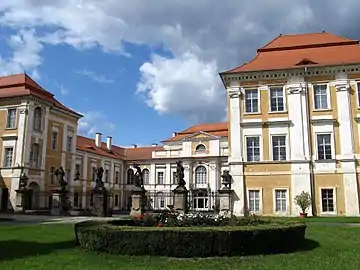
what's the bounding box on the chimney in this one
[132,144,137,148]
[172,132,176,137]
[152,143,158,147]
[95,133,102,148]
[106,136,112,151]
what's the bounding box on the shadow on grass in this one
[0,218,14,222]
[0,240,75,261]
[283,238,320,254]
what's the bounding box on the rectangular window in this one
[157,172,164,185]
[270,88,284,112]
[51,131,58,150]
[50,166,56,184]
[115,171,119,184]
[317,134,332,160]
[3,147,14,167]
[75,164,81,176]
[357,82,360,106]
[246,136,260,161]
[105,169,109,182]
[272,135,286,161]
[248,190,260,212]
[67,135,73,152]
[160,196,165,208]
[172,171,177,184]
[6,108,17,129]
[275,189,287,212]
[115,195,119,207]
[245,89,259,113]
[92,167,97,181]
[314,84,328,109]
[321,189,334,212]
[74,192,79,207]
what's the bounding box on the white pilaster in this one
[82,153,88,208]
[150,163,156,185]
[227,86,242,162]
[14,103,28,166]
[230,163,245,216]
[61,124,68,168]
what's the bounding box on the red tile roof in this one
[221,32,360,73]
[162,122,228,142]
[0,74,82,117]
[76,122,229,161]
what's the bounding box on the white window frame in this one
[6,108,17,129]
[157,171,164,185]
[50,166,56,184]
[142,168,150,185]
[315,132,334,160]
[51,131,58,150]
[194,165,207,185]
[245,135,261,162]
[244,88,260,114]
[195,144,206,152]
[66,135,73,152]
[273,188,290,215]
[172,171,177,184]
[30,143,40,168]
[268,86,286,113]
[115,170,119,184]
[3,147,14,168]
[247,188,263,215]
[312,83,331,111]
[92,166,97,182]
[33,107,43,131]
[270,134,288,161]
[105,168,109,182]
[319,187,337,215]
[356,81,360,107]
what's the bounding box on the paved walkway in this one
[0,214,127,226]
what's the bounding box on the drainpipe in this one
[303,67,316,216]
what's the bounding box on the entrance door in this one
[1,188,9,212]
[25,189,33,210]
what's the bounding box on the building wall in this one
[227,68,360,216]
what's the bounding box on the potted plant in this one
[294,191,312,218]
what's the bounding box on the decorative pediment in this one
[295,58,318,66]
[182,131,220,142]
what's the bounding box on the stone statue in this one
[19,173,28,190]
[176,160,186,187]
[95,167,105,190]
[134,164,144,188]
[55,167,67,191]
[221,170,232,189]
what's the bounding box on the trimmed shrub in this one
[75,220,307,257]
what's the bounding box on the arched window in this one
[30,143,40,168]
[33,107,42,131]
[127,169,134,185]
[142,169,150,185]
[195,165,207,185]
[195,144,206,151]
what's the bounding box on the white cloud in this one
[137,52,225,123]
[78,110,115,137]
[0,29,43,78]
[1,0,360,122]
[74,69,116,84]
[54,81,69,96]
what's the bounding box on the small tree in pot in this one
[294,191,312,218]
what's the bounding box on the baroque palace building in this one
[220,31,360,217]
[1,31,360,216]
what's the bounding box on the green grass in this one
[0,222,360,270]
[267,216,360,223]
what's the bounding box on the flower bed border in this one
[74,220,307,257]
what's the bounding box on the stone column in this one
[173,186,188,214]
[14,189,27,213]
[92,188,108,217]
[51,189,68,216]
[218,188,233,217]
[129,186,147,217]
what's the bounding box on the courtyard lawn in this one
[0,222,360,270]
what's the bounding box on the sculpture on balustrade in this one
[221,170,232,189]
[54,167,67,191]
[133,164,144,188]
[95,167,105,191]
[176,160,186,187]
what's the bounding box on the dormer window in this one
[195,144,206,152]
[33,107,43,131]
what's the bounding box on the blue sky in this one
[0,1,359,147]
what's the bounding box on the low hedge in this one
[74,220,307,257]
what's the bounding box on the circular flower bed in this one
[74,211,307,257]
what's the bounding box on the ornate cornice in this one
[310,118,337,125]
[222,64,360,86]
[330,80,351,92]
[226,86,243,98]
[285,83,306,95]
[240,120,292,127]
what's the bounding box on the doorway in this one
[0,188,9,212]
